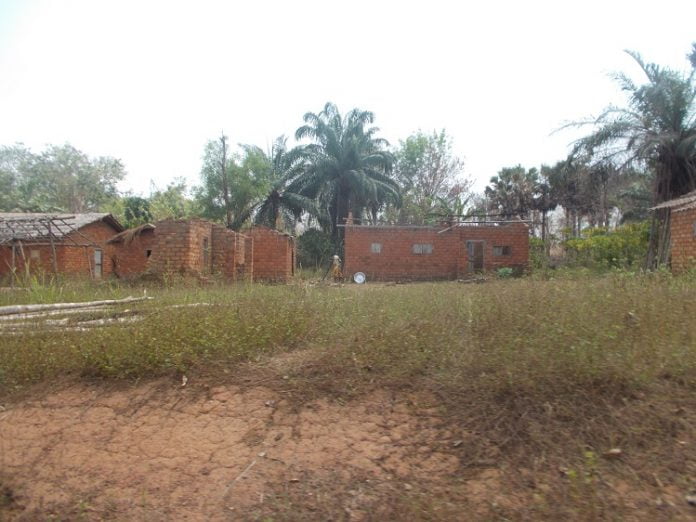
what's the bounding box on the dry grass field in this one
[1,273,696,520]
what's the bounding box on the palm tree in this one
[232,137,320,230]
[484,165,540,220]
[572,50,696,265]
[294,102,400,239]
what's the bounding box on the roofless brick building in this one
[109,220,295,283]
[343,221,529,281]
[1,214,295,283]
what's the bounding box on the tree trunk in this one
[645,208,671,269]
[220,134,232,228]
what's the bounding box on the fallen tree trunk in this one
[0,296,152,317]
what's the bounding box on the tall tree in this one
[122,196,152,228]
[0,143,125,212]
[392,129,470,224]
[149,179,198,221]
[572,50,696,265]
[195,137,269,229]
[485,165,540,220]
[294,102,399,239]
[239,137,320,230]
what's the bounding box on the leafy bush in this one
[497,267,514,278]
[563,222,649,269]
[297,229,337,269]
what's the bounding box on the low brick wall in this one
[343,223,529,281]
[249,227,295,282]
[670,207,696,272]
[109,229,155,277]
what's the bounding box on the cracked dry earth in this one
[0,380,493,521]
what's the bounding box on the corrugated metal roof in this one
[0,213,123,243]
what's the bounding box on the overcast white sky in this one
[0,0,694,195]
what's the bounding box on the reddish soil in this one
[1,376,695,520]
[0,379,482,520]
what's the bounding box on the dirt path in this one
[0,380,483,520]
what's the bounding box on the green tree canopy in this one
[0,143,125,212]
[238,137,321,231]
[571,49,696,265]
[391,129,470,224]
[294,102,400,238]
[194,135,271,229]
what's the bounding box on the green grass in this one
[3,274,696,519]
[2,274,695,398]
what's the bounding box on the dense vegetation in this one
[1,46,694,269]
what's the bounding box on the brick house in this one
[0,213,124,280]
[343,221,529,281]
[109,220,295,282]
[652,190,696,272]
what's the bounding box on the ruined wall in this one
[244,236,254,282]
[211,225,249,281]
[0,220,119,280]
[144,219,213,276]
[343,223,529,281]
[109,230,156,278]
[670,207,696,272]
[249,227,295,282]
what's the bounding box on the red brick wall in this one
[249,226,295,282]
[211,224,248,280]
[343,223,529,281]
[123,219,249,280]
[145,219,214,276]
[458,223,530,273]
[670,207,696,272]
[0,220,119,280]
[244,236,254,282]
[109,230,155,278]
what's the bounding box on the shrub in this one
[563,222,649,269]
[297,229,337,269]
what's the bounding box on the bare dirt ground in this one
[1,373,695,521]
[0,377,491,521]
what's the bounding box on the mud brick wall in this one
[249,227,295,282]
[343,223,529,281]
[670,207,696,272]
[146,219,212,275]
[344,226,460,281]
[211,225,248,280]
[458,222,529,273]
[0,244,56,277]
[243,236,254,282]
[0,220,118,280]
[109,230,155,278]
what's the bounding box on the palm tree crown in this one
[573,51,696,203]
[294,102,400,238]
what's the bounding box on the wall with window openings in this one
[343,223,529,281]
[109,220,295,282]
[0,220,118,280]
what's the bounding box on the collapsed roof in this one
[0,213,123,245]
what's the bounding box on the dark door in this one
[467,241,484,272]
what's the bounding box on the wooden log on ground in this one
[0,296,153,317]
